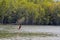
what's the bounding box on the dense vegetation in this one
[0,0,60,25]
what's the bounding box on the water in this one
[0,25,60,36]
[6,25,60,34]
[21,26,60,34]
[0,25,60,40]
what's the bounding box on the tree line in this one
[0,0,60,25]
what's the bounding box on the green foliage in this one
[0,0,60,25]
